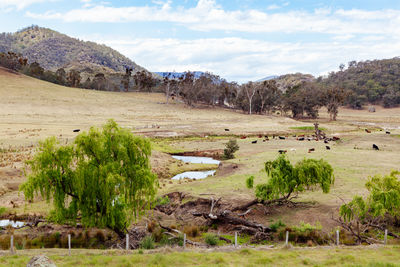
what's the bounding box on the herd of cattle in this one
[224,127,390,154]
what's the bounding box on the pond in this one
[171,170,216,180]
[0,219,24,228]
[171,155,220,180]
[172,155,220,165]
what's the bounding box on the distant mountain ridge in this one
[0,25,145,74]
[154,71,206,79]
[256,75,279,82]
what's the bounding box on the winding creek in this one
[171,155,220,180]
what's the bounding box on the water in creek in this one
[171,155,219,180]
[0,220,24,228]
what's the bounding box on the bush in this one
[246,176,254,189]
[223,139,239,159]
[184,225,200,238]
[269,220,285,232]
[140,236,155,250]
[204,233,219,246]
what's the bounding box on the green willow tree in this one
[247,155,334,203]
[21,120,158,236]
[338,171,400,243]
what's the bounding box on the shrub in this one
[246,176,254,189]
[223,139,239,159]
[184,225,200,238]
[204,233,218,246]
[269,220,285,232]
[140,236,155,250]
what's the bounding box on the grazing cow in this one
[278,150,287,154]
[365,129,371,133]
[251,140,257,144]
[332,136,340,141]
[298,134,305,137]
[292,134,297,137]
[308,148,315,153]
[297,137,305,141]
[225,128,230,131]
[264,136,269,141]
[326,146,331,150]
[263,139,266,142]
[386,131,391,134]
[279,136,286,140]
[307,138,312,141]
[73,129,80,132]
[373,144,379,150]
[272,134,276,139]
[324,139,329,144]
[258,134,262,138]
[240,136,247,139]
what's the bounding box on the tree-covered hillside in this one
[0,25,144,74]
[321,58,400,108]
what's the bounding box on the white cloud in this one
[0,0,51,10]
[266,4,280,10]
[86,36,400,82]
[25,1,400,38]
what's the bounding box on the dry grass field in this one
[1,67,400,260]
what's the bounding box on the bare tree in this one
[242,82,257,114]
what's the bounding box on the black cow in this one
[326,146,331,150]
[278,150,287,154]
[386,131,391,134]
[297,137,305,141]
[373,144,379,150]
[324,139,329,144]
[73,129,80,132]
[365,129,371,133]
[279,136,286,140]
[251,140,257,144]
[308,148,315,153]
[225,128,230,131]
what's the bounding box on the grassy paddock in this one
[1,246,400,266]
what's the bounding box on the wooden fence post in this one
[336,230,339,246]
[285,231,289,246]
[68,234,71,255]
[10,235,14,254]
[384,229,388,245]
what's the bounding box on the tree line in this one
[162,71,347,121]
[0,51,158,92]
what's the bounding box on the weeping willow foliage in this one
[254,155,334,201]
[340,171,400,222]
[21,119,158,234]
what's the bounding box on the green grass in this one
[1,247,400,266]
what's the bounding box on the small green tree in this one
[223,139,239,159]
[248,155,334,202]
[21,120,158,236]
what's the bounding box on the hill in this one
[321,57,400,108]
[274,73,315,92]
[0,25,145,74]
[256,75,279,82]
[154,71,206,79]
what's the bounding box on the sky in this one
[1,0,400,82]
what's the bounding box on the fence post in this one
[285,231,289,246]
[336,230,340,246]
[235,232,238,248]
[384,229,388,245]
[183,234,186,249]
[126,234,129,250]
[10,235,14,254]
[68,234,71,256]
